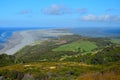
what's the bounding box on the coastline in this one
[0,29,73,55]
[0,31,23,54]
[4,31,35,54]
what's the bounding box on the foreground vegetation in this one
[0,61,120,80]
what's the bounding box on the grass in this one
[0,62,93,71]
[110,39,120,44]
[0,61,120,80]
[77,72,120,80]
[77,61,120,80]
[53,40,97,52]
[0,62,94,79]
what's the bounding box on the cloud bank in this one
[42,4,71,15]
[80,14,120,22]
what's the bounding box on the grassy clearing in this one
[53,40,97,52]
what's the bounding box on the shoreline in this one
[4,31,35,55]
[0,29,73,55]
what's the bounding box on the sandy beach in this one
[0,29,73,55]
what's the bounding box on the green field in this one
[53,41,97,52]
[110,39,120,44]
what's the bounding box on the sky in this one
[0,0,120,28]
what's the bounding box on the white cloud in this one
[42,4,87,15]
[106,8,118,12]
[42,4,71,15]
[18,10,32,15]
[81,14,97,21]
[80,14,120,22]
[77,8,87,14]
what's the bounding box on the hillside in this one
[0,35,120,80]
[14,35,115,63]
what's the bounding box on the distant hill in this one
[14,35,120,63]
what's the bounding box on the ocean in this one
[69,27,120,38]
[0,28,20,50]
[0,28,15,43]
[0,28,27,43]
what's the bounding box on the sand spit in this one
[0,29,73,55]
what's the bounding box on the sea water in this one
[69,27,120,38]
[0,27,52,44]
[0,28,13,43]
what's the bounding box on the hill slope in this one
[0,35,120,80]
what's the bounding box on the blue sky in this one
[0,0,120,28]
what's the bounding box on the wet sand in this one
[0,29,73,55]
